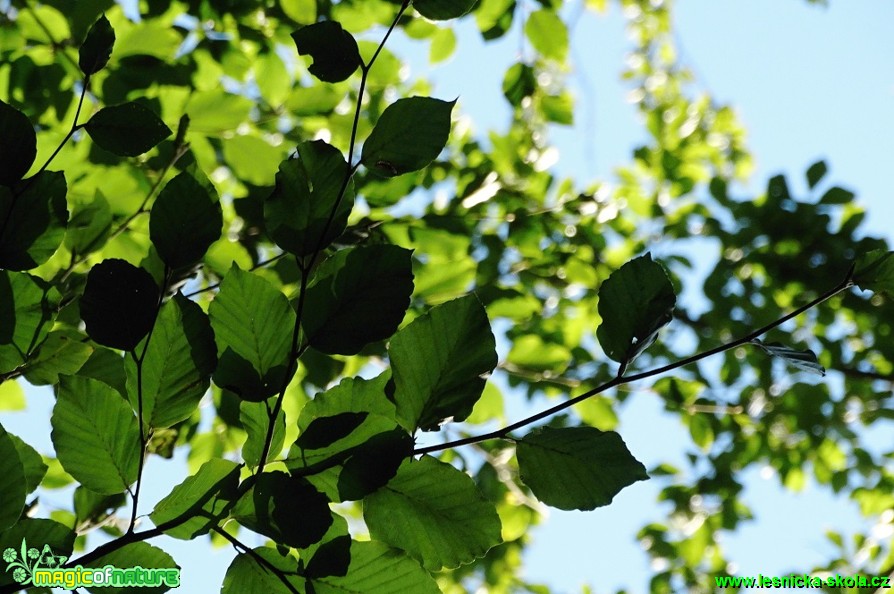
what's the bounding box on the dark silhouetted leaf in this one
[304,534,352,578]
[414,0,477,20]
[516,426,649,510]
[596,253,675,364]
[820,186,856,205]
[751,339,826,376]
[361,96,455,177]
[0,171,68,270]
[805,159,827,190]
[80,259,159,351]
[264,140,354,257]
[79,13,115,76]
[291,21,361,83]
[0,99,37,185]
[150,171,222,269]
[296,412,369,450]
[389,295,497,431]
[853,249,894,295]
[233,471,332,549]
[84,102,172,157]
[302,245,414,355]
[365,456,502,570]
[208,266,295,401]
[337,428,412,501]
[150,458,241,540]
[51,376,140,494]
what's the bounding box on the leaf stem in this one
[126,266,171,533]
[254,1,406,473]
[414,273,855,455]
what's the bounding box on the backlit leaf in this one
[364,456,502,570]
[51,376,140,494]
[389,295,497,431]
[516,426,649,510]
[0,422,26,531]
[209,266,296,401]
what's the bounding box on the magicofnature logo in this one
[3,538,180,589]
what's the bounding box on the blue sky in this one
[4,1,893,593]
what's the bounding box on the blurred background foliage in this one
[1,0,891,591]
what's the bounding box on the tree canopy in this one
[0,0,892,592]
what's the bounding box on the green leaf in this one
[507,334,571,372]
[805,159,827,190]
[65,190,113,254]
[524,9,568,61]
[389,294,497,431]
[291,21,361,83]
[209,266,296,401]
[78,13,115,76]
[280,0,316,24]
[365,456,502,570]
[0,422,26,531]
[516,426,649,510]
[125,294,216,428]
[8,433,47,495]
[222,134,284,186]
[0,171,69,270]
[414,0,477,20]
[51,376,140,494]
[0,519,75,587]
[429,28,456,64]
[502,63,536,107]
[150,458,241,540]
[0,99,37,185]
[751,339,826,376]
[233,471,333,548]
[0,270,57,374]
[149,171,222,269]
[84,102,172,157]
[596,253,676,364]
[853,249,894,295]
[222,548,302,594]
[313,540,441,593]
[22,331,93,385]
[80,259,160,351]
[84,542,180,593]
[302,245,414,355]
[360,96,455,177]
[241,399,286,467]
[264,140,355,257]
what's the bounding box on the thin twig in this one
[414,273,855,455]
